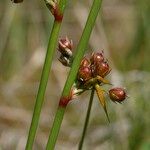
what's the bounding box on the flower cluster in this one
[58,37,127,121]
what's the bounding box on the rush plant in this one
[11,0,127,149]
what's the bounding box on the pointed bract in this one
[95,84,110,122]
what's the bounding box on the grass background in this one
[0,0,150,149]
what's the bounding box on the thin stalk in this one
[46,0,103,149]
[25,0,67,149]
[78,89,95,150]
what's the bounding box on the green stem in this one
[62,0,102,97]
[46,106,66,150]
[25,1,67,149]
[46,0,103,149]
[78,89,95,150]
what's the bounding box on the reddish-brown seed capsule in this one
[90,52,104,64]
[94,61,110,77]
[80,57,90,68]
[78,66,92,82]
[109,87,126,103]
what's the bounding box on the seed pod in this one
[109,87,126,103]
[78,66,92,82]
[11,0,23,3]
[58,37,73,57]
[80,57,90,68]
[94,61,110,77]
[90,52,104,64]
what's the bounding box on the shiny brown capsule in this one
[90,52,104,64]
[94,61,110,77]
[11,0,23,3]
[109,87,126,103]
[78,66,92,82]
[80,57,90,68]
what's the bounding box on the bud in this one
[58,37,73,57]
[80,57,90,68]
[90,52,104,64]
[109,87,126,103]
[11,0,23,3]
[94,61,110,77]
[78,66,92,82]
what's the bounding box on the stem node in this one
[59,96,71,107]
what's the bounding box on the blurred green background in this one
[0,0,150,149]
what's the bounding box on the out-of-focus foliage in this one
[0,0,149,149]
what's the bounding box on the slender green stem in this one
[25,1,67,149]
[25,22,60,150]
[46,106,66,150]
[62,0,103,97]
[46,0,103,149]
[78,89,95,150]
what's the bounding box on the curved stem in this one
[25,1,67,149]
[78,89,95,150]
[46,0,103,149]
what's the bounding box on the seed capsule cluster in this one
[78,52,111,83]
[58,37,127,120]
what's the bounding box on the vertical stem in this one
[62,0,103,97]
[25,21,61,150]
[78,89,95,150]
[46,106,66,150]
[46,0,103,149]
[25,0,67,149]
